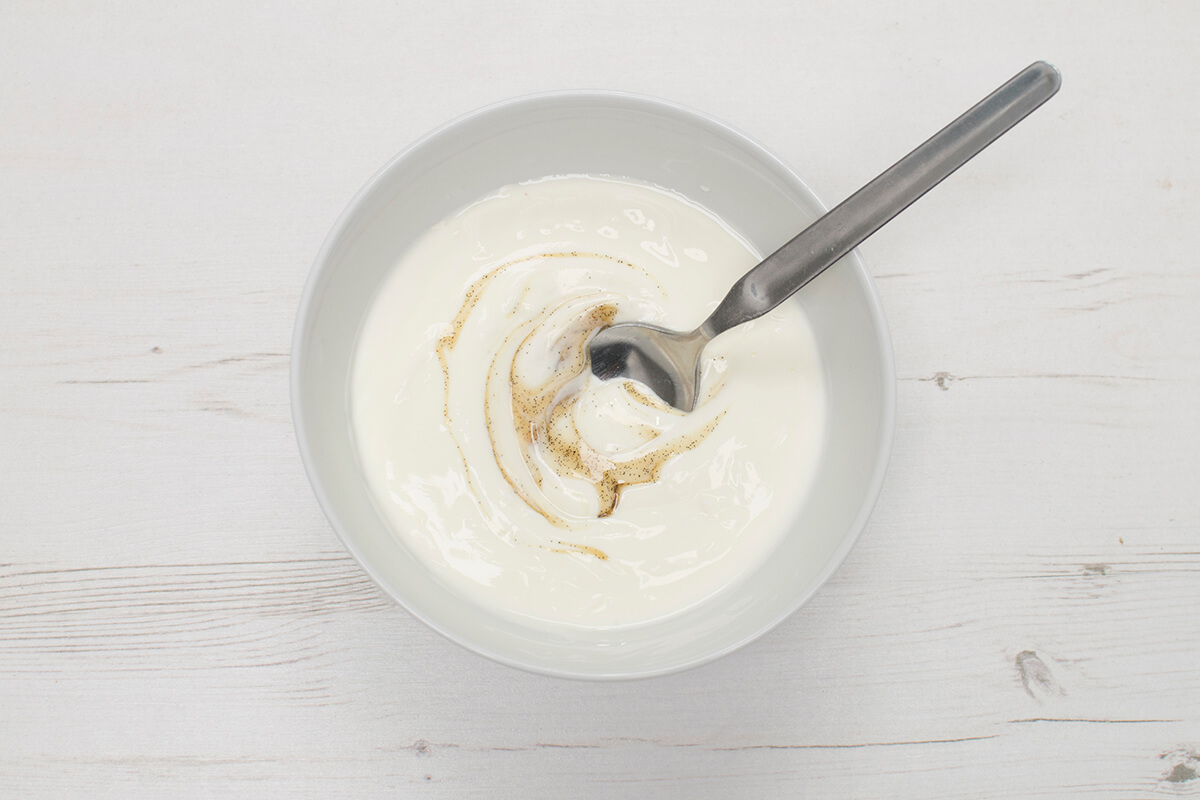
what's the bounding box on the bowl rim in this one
[290,89,897,680]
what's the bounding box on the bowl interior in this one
[292,93,894,679]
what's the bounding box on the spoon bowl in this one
[589,324,709,411]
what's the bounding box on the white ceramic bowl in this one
[291,92,895,679]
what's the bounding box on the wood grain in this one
[2,0,1199,797]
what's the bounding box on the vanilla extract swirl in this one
[435,251,725,552]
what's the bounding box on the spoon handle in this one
[700,61,1061,338]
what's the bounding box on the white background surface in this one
[3,1,1198,797]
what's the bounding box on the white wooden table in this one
[4,2,1198,796]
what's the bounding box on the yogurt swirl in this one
[351,175,826,627]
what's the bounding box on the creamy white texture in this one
[351,175,825,628]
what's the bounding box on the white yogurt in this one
[351,175,826,629]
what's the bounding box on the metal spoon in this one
[588,61,1061,411]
